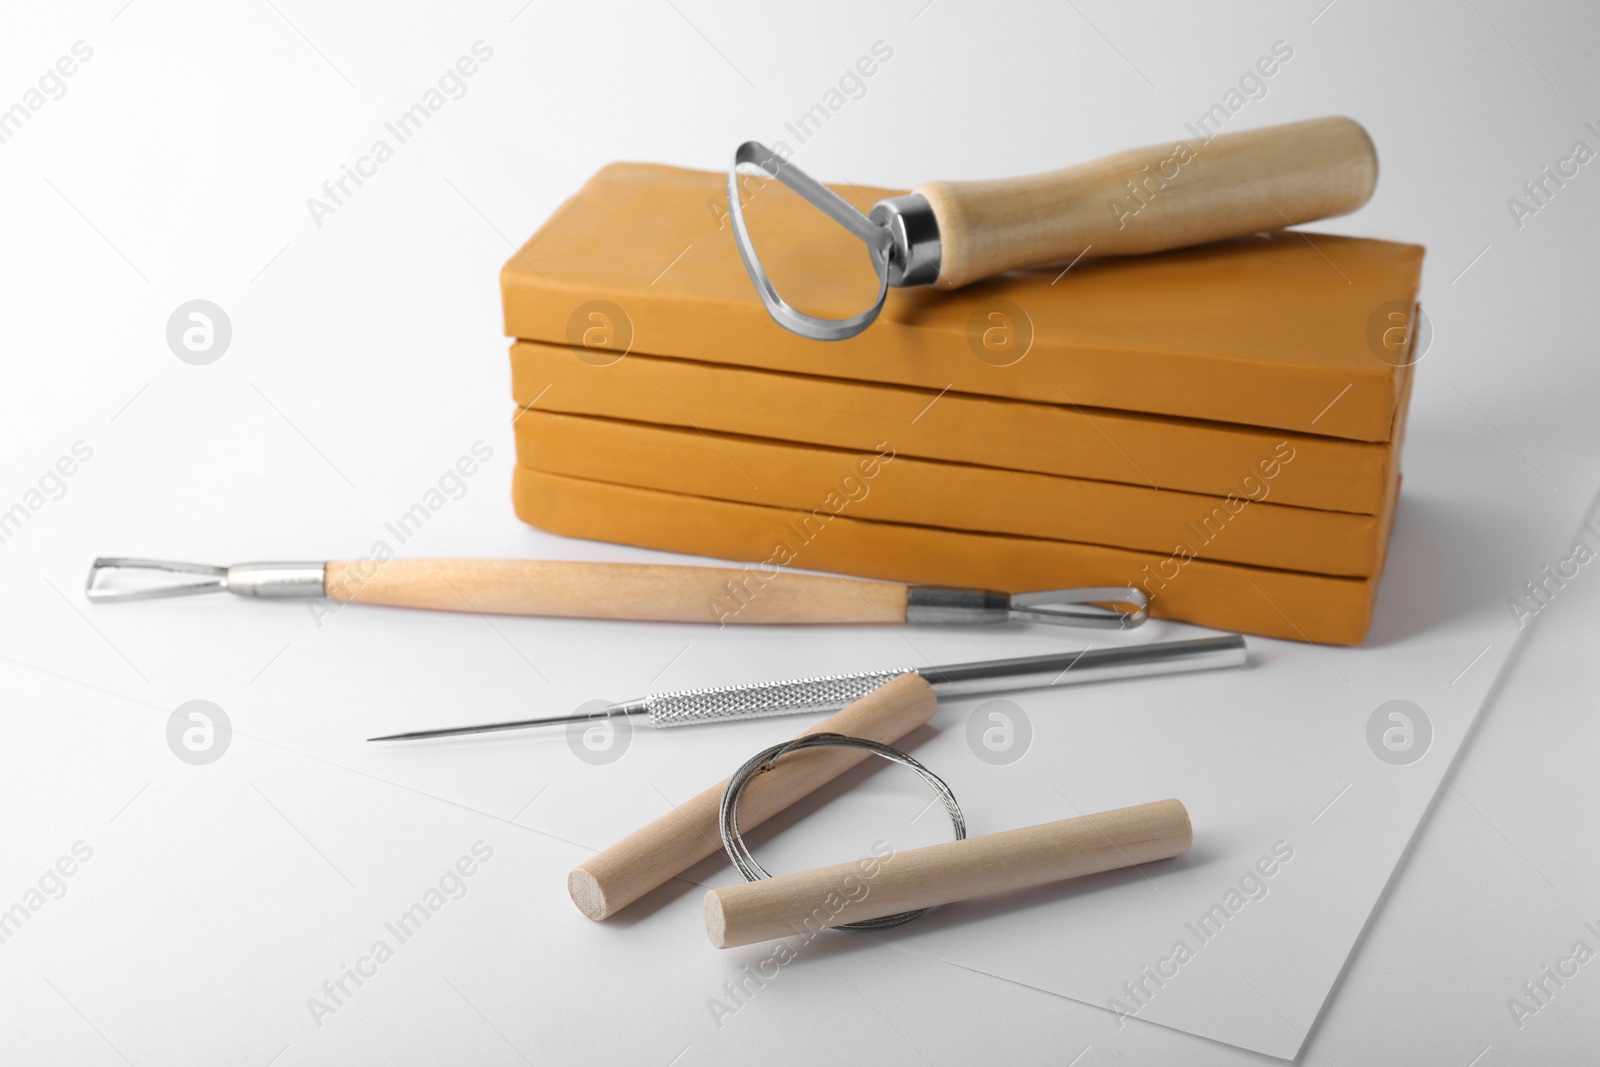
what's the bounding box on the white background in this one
[1,1,1597,1064]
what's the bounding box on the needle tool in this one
[368,634,1247,742]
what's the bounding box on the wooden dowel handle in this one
[568,674,937,920]
[919,116,1377,288]
[705,798,1191,948]
[322,559,909,625]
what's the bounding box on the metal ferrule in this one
[904,585,1012,625]
[869,193,942,287]
[223,562,327,598]
[606,698,651,720]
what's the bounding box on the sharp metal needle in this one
[369,708,621,741]
[367,635,1248,743]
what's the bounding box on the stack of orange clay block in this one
[499,164,1424,644]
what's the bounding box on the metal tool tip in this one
[1007,585,1150,629]
[85,557,228,602]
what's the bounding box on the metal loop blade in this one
[1008,586,1150,629]
[85,557,228,602]
[727,142,890,342]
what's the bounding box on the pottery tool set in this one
[88,552,1244,939]
[501,116,1424,643]
[89,114,1425,946]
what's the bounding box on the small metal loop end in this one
[85,557,228,602]
[728,142,891,342]
[1008,586,1151,630]
[905,584,1149,629]
[85,558,327,602]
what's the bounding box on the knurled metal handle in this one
[644,669,914,728]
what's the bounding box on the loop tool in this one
[729,116,1379,340]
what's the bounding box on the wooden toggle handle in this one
[705,798,1192,948]
[918,115,1377,288]
[569,673,937,920]
[322,559,909,624]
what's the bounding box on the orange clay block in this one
[512,469,1399,645]
[511,341,1411,515]
[514,410,1385,577]
[501,163,1425,442]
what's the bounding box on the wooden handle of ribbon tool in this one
[919,115,1377,288]
[568,673,936,920]
[323,559,909,624]
[705,798,1192,948]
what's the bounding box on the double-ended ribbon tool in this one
[85,557,1146,629]
[729,115,1378,340]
